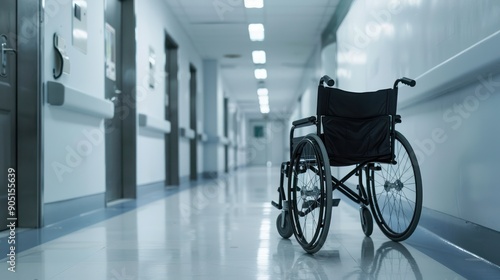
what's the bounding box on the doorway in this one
[165,34,179,186]
[189,64,198,180]
[0,1,17,231]
[224,97,229,173]
[104,0,137,201]
[104,0,124,203]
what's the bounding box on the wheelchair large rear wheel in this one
[288,134,332,253]
[367,131,422,241]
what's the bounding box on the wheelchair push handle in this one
[319,75,335,87]
[394,77,416,88]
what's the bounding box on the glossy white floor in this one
[1,167,499,279]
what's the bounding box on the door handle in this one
[1,42,17,77]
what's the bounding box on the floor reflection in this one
[354,238,422,280]
[272,238,422,280]
[273,239,338,280]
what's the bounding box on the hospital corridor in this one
[1,0,500,279]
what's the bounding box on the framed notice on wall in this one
[105,23,116,81]
[72,0,88,54]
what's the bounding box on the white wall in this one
[43,0,106,203]
[335,0,500,231]
[287,45,323,139]
[135,0,204,185]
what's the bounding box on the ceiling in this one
[164,0,340,116]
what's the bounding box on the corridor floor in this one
[1,167,499,279]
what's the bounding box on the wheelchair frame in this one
[272,76,422,254]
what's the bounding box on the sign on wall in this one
[105,23,116,81]
[72,0,88,54]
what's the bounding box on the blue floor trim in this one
[406,227,500,279]
[0,178,205,256]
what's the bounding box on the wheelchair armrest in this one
[292,116,317,128]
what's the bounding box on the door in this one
[105,0,123,202]
[165,35,179,186]
[224,97,229,172]
[0,2,17,230]
[189,65,197,180]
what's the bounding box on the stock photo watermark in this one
[51,70,166,182]
[110,267,136,280]
[411,72,500,164]
[213,0,244,20]
[5,168,17,273]
[338,0,403,65]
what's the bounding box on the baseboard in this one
[44,193,105,226]
[137,180,167,196]
[202,171,219,179]
[419,207,500,266]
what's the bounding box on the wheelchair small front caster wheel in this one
[276,212,293,239]
[360,206,373,237]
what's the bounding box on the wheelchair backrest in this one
[316,85,398,166]
[317,86,397,118]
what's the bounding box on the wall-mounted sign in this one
[72,0,88,54]
[105,23,116,81]
[149,47,156,88]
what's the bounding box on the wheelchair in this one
[271,75,422,254]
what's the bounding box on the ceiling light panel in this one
[260,105,270,114]
[248,24,265,41]
[252,50,266,64]
[254,68,267,79]
[259,97,269,106]
[257,88,268,96]
[244,0,264,8]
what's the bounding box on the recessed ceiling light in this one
[260,105,270,114]
[248,24,265,41]
[244,0,263,8]
[252,50,266,64]
[254,68,267,79]
[258,95,269,105]
[257,88,268,96]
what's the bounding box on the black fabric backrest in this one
[316,85,399,166]
[317,86,397,118]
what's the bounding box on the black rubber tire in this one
[276,212,293,239]
[288,134,332,254]
[360,206,373,237]
[367,131,423,241]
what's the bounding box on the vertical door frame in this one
[104,0,137,202]
[16,0,43,227]
[165,32,179,186]
[189,64,198,180]
[223,97,229,173]
[121,0,137,198]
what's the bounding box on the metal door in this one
[189,65,198,180]
[0,1,17,230]
[105,0,123,202]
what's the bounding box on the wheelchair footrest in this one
[271,201,281,210]
[332,198,340,207]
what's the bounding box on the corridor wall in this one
[43,1,106,211]
[335,0,500,232]
[135,0,204,185]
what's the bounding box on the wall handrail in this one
[398,29,500,109]
[138,113,171,134]
[47,81,114,119]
